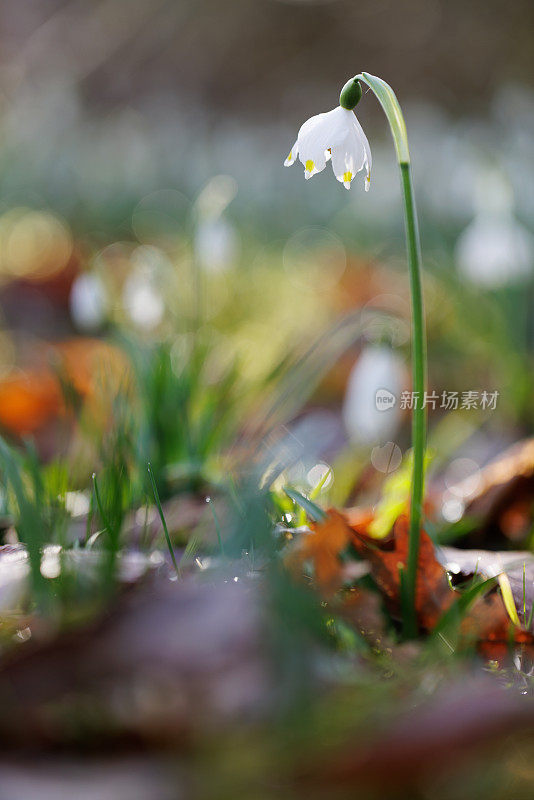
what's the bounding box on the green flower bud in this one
[339,78,362,110]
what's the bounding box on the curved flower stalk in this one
[284,72,427,638]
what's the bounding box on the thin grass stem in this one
[206,496,225,556]
[147,463,180,575]
[92,472,109,534]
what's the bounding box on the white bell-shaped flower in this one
[456,174,534,288]
[343,345,404,445]
[284,106,372,191]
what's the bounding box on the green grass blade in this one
[432,575,496,639]
[206,496,225,556]
[284,486,326,523]
[147,463,179,575]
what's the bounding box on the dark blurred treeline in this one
[2,0,534,125]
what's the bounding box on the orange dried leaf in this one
[346,513,455,629]
[0,372,62,435]
[286,509,352,594]
[0,338,131,438]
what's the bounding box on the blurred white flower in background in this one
[195,218,238,274]
[343,345,404,445]
[284,106,372,191]
[123,273,164,330]
[196,175,237,219]
[122,246,169,330]
[0,547,28,613]
[456,217,533,288]
[456,171,534,288]
[194,175,239,273]
[69,272,107,331]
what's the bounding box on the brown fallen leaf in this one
[288,507,534,653]
[345,511,533,652]
[285,510,352,595]
[345,512,455,630]
[441,437,534,544]
[0,339,130,439]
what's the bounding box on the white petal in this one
[284,141,298,167]
[303,150,327,179]
[351,112,372,188]
[297,107,343,144]
[331,132,364,188]
[297,107,349,178]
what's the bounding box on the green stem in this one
[400,161,427,638]
[352,72,427,637]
